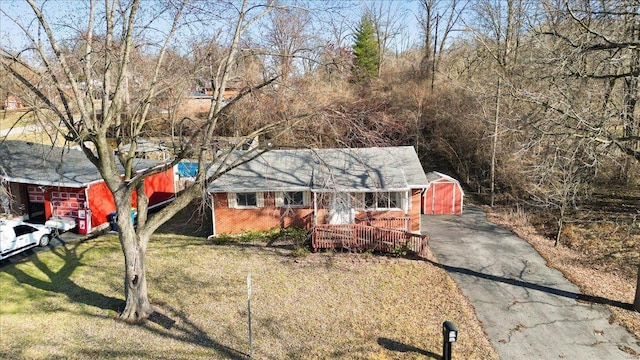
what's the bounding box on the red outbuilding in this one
[0,140,177,233]
[422,172,464,215]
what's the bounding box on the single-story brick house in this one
[206,146,430,236]
[0,140,177,233]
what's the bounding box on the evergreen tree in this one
[352,12,379,79]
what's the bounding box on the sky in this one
[0,0,427,53]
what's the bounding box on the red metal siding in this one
[423,179,463,215]
[142,169,176,205]
[88,182,116,227]
[13,168,176,231]
[433,183,453,215]
[453,185,463,214]
[89,169,176,228]
[423,185,433,214]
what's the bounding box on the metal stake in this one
[248,273,253,358]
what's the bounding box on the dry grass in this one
[0,229,497,359]
[486,205,640,341]
[0,110,60,144]
[0,110,36,130]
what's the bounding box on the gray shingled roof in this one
[207,146,429,193]
[0,140,165,188]
[426,171,461,184]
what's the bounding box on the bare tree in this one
[466,0,536,205]
[364,1,407,76]
[0,0,314,322]
[262,1,312,81]
[417,0,469,84]
[520,0,640,311]
[525,140,594,245]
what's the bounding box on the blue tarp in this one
[178,161,199,177]
[178,161,213,177]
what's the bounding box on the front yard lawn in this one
[0,231,497,359]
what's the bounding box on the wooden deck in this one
[312,223,429,255]
[354,216,411,231]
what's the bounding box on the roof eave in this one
[0,176,86,188]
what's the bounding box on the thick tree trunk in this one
[118,210,153,322]
[119,233,153,321]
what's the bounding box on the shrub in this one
[390,244,410,257]
[209,227,312,257]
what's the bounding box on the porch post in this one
[313,191,318,227]
[405,190,409,214]
[405,190,410,232]
[211,194,217,236]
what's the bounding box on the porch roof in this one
[207,146,429,193]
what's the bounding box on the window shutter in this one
[275,192,284,207]
[227,192,237,208]
[303,191,311,206]
[256,192,264,207]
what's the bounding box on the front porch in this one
[311,218,429,256]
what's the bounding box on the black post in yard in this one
[442,321,458,360]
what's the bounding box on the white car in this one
[0,219,53,261]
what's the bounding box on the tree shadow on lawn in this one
[426,259,635,311]
[377,337,441,359]
[2,241,251,359]
[155,201,211,238]
[143,303,250,360]
[1,240,124,312]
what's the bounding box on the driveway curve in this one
[423,206,640,359]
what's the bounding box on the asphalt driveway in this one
[423,206,640,359]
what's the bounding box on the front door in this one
[329,193,353,225]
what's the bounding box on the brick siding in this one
[212,189,423,235]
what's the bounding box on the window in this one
[228,192,264,208]
[365,192,376,209]
[13,225,37,237]
[363,192,404,210]
[276,191,310,208]
[284,191,304,206]
[385,192,400,209]
[236,193,257,207]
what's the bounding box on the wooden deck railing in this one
[312,224,429,255]
[354,216,411,231]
